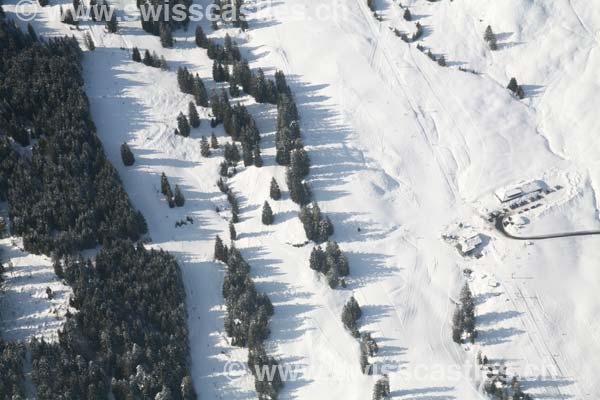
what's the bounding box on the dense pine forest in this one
[0,17,195,399]
[0,20,147,256]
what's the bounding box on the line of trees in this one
[214,239,283,398]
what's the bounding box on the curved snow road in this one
[494,216,600,240]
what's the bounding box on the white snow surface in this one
[0,237,73,342]
[3,0,600,398]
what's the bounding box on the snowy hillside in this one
[3,0,600,398]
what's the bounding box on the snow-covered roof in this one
[459,234,482,254]
[495,180,545,202]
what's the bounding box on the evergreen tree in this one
[132,46,141,62]
[269,178,281,200]
[309,246,325,272]
[143,50,153,66]
[253,146,263,168]
[286,160,310,205]
[177,112,191,137]
[174,185,185,207]
[254,68,268,103]
[412,22,423,41]
[290,148,310,177]
[325,241,349,276]
[342,296,361,336]
[159,23,173,47]
[229,221,237,240]
[210,89,222,123]
[242,142,253,166]
[214,235,226,262]
[326,264,339,289]
[120,143,135,166]
[507,77,524,98]
[195,25,208,48]
[361,332,379,356]
[262,201,274,225]
[484,25,494,42]
[274,70,290,95]
[161,172,171,195]
[188,102,200,128]
[360,345,371,375]
[106,12,118,32]
[438,55,446,67]
[484,26,498,50]
[372,376,390,400]
[224,142,241,163]
[193,75,209,107]
[200,136,210,157]
[229,75,240,97]
[178,67,194,94]
[211,133,219,149]
[84,32,95,51]
[452,283,476,343]
[403,8,411,21]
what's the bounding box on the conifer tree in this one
[309,246,325,272]
[437,55,446,67]
[188,102,201,128]
[507,77,524,98]
[484,25,494,42]
[106,12,118,32]
[200,136,210,157]
[193,75,209,107]
[229,75,240,97]
[132,46,141,62]
[403,8,411,21]
[161,172,171,195]
[214,235,226,262]
[84,32,95,51]
[254,68,268,103]
[177,112,191,137]
[262,201,274,225]
[229,221,237,240]
[361,332,379,356]
[159,55,168,70]
[120,143,135,166]
[143,50,153,66]
[242,142,253,166]
[159,23,173,47]
[372,376,390,400]
[210,89,222,123]
[178,67,194,94]
[286,163,310,205]
[174,185,185,207]
[211,133,219,149]
[195,25,208,48]
[253,146,263,168]
[269,178,281,200]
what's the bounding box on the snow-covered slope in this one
[0,237,73,342]
[3,0,600,398]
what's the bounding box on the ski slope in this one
[3,0,600,398]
